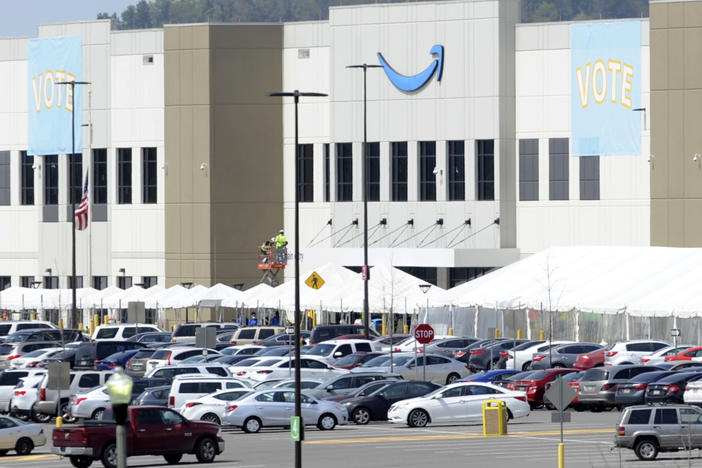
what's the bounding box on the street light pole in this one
[269,90,326,468]
[347,64,382,340]
[57,80,90,330]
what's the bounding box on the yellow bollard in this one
[78,322,83,332]
[103,315,108,325]
[448,328,454,336]
[94,314,99,329]
[494,328,500,339]
[381,317,387,336]
[558,442,564,468]
[56,416,63,428]
[516,329,522,339]
[30,313,36,320]
[58,320,63,329]
[403,324,409,334]
[89,322,94,336]
[539,329,545,340]
[172,324,177,332]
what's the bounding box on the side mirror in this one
[376,393,386,399]
[311,400,318,405]
[326,385,333,392]
[333,352,343,358]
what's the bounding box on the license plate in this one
[651,390,663,395]
[622,388,632,394]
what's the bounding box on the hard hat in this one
[279,229,284,233]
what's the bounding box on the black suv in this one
[1,328,85,344]
[74,341,146,368]
[309,325,379,344]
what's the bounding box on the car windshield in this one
[508,371,538,381]
[468,371,488,379]
[0,325,11,336]
[3,332,29,342]
[132,350,155,359]
[630,371,671,383]
[361,356,391,367]
[513,341,545,351]
[255,359,285,367]
[22,349,50,358]
[356,382,389,396]
[305,344,336,356]
[234,358,260,367]
[334,354,360,367]
[523,370,551,380]
[173,325,199,337]
[150,350,172,360]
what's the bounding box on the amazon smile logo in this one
[377,45,444,92]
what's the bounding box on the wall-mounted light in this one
[118,268,125,275]
[379,218,387,226]
[200,162,208,171]
[181,281,193,289]
[632,107,647,131]
[465,218,472,227]
[232,282,244,290]
[352,218,359,226]
[45,268,52,276]
[419,284,432,294]
[432,166,443,176]
[436,218,444,226]
[693,153,700,162]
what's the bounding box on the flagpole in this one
[87,88,93,292]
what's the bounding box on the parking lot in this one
[7,409,702,468]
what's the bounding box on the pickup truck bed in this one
[52,406,224,468]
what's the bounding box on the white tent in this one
[158,285,208,309]
[235,283,272,307]
[83,286,123,310]
[144,284,187,309]
[448,246,702,317]
[199,283,244,305]
[0,287,44,310]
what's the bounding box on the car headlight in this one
[343,401,353,406]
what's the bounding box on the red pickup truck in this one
[52,406,224,468]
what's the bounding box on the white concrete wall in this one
[0,22,166,288]
[515,20,651,257]
[282,0,516,273]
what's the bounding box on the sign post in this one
[544,377,577,468]
[196,327,216,361]
[414,324,434,382]
[48,361,70,427]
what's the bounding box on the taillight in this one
[667,385,680,394]
[617,426,625,436]
[169,396,175,407]
[500,352,509,359]
[108,363,118,368]
[256,370,273,374]
[310,340,317,345]
[226,404,238,412]
[126,361,132,369]
[230,340,237,345]
[533,355,546,361]
[236,371,246,376]
[633,384,647,391]
[515,396,526,402]
[76,397,87,405]
[394,348,402,352]
[581,355,591,360]
[13,390,25,396]
[606,351,618,357]
[601,383,615,391]
[472,350,486,355]
[40,388,46,401]
[172,339,176,343]
[455,351,466,357]
[641,358,650,363]
[7,355,20,360]
[186,402,201,408]
[166,351,172,366]
[27,361,37,368]
[664,356,675,362]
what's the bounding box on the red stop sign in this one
[414,324,434,344]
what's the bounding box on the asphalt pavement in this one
[7,410,702,468]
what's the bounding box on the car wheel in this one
[506,409,514,420]
[32,409,51,423]
[60,402,77,424]
[634,438,659,461]
[352,407,371,425]
[70,456,93,468]
[243,416,262,433]
[164,453,183,464]
[15,437,33,455]
[446,373,460,385]
[552,363,565,368]
[101,442,117,468]
[92,408,106,420]
[408,409,429,428]
[195,437,217,463]
[522,362,531,371]
[201,413,221,425]
[317,413,337,430]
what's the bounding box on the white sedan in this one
[9,348,64,369]
[180,388,253,425]
[222,389,348,432]
[387,381,529,427]
[0,415,45,455]
[239,356,348,382]
[351,353,469,385]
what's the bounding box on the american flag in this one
[74,170,89,231]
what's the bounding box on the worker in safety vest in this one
[275,229,287,263]
[260,239,271,263]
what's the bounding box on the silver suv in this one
[615,404,702,460]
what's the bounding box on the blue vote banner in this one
[27,36,82,156]
[571,21,641,156]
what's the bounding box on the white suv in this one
[604,340,670,366]
[0,321,56,339]
[303,339,375,364]
[505,340,572,371]
[168,376,251,409]
[91,323,163,341]
[145,347,220,373]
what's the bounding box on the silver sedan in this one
[67,385,110,420]
[222,389,348,433]
[0,415,46,455]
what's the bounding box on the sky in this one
[1,0,136,37]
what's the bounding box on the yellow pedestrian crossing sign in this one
[305,272,325,290]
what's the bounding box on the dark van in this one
[74,341,146,368]
[309,325,379,344]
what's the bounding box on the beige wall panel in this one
[212,49,283,106]
[192,259,211,285]
[650,3,668,30]
[164,51,180,105]
[212,257,268,289]
[179,50,194,105]
[650,30,668,91]
[667,198,685,246]
[191,25,210,50]
[667,91,684,199]
[211,25,282,50]
[650,90,669,199]
[192,105,211,204]
[164,107,181,201]
[177,106,195,203]
[668,2,685,28]
[192,49,211,105]
[180,203,194,254]
[684,28,702,91]
[668,29,684,90]
[684,89,702,199]
[684,199,702,245]
[685,2,702,28]
[163,27,180,51]
[650,199,668,245]
[192,204,211,255]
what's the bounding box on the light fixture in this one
[200,162,208,171]
[379,218,387,226]
[632,107,647,130]
[648,154,655,163]
[30,281,42,289]
[436,218,444,225]
[232,282,244,290]
[181,281,193,289]
[45,268,52,276]
[432,167,442,176]
[118,268,125,275]
[419,284,431,294]
[694,154,700,162]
